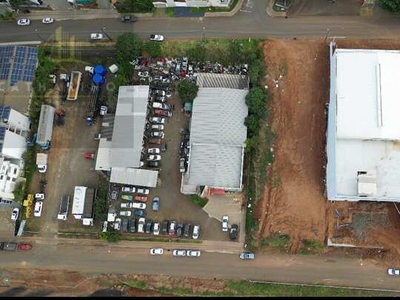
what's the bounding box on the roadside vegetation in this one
[261,233,290,251]
[189,0,239,13]
[379,0,400,12]
[189,195,209,208]
[115,0,155,13]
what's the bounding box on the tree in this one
[245,87,267,118]
[379,0,400,12]
[9,0,28,9]
[227,39,245,65]
[177,79,199,103]
[187,42,206,62]
[249,59,263,86]
[142,41,162,58]
[115,33,142,64]
[98,228,120,243]
[244,115,260,136]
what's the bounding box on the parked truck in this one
[67,71,82,101]
[57,195,70,221]
[36,153,48,173]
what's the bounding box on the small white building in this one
[0,156,23,201]
[326,46,400,202]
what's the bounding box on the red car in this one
[84,153,95,159]
[154,109,172,118]
[18,243,33,250]
[134,196,148,203]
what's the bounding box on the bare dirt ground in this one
[256,38,400,266]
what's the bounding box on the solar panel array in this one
[0,46,38,86]
[0,127,6,153]
[0,106,11,121]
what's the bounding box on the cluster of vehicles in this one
[149,248,201,257]
[179,128,190,173]
[17,17,54,26]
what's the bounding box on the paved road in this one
[0,238,398,292]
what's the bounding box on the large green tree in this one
[379,0,400,12]
[245,87,267,118]
[115,33,142,64]
[177,79,199,103]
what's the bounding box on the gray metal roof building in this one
[36,105,55,147]
[110,167,158,188]
[186,88,248,191]
[110,86,149,168]
[196,73,249,90]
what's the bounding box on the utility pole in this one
[102,27,112,42]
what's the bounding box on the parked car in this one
[102,221,108,232]
[90,33,103,40]
[137,217,146,233]
[192,224,200,239]
[122,186,136,193]
[110,190,118,201]
[100,106,108,116]
[229,224,239,240]
[169,221,177,236]
[183,223,191,238]
[153,109,172,118]
[11,208,19,221]
[388,268,400,276]
[121,219,129,232]
[151,117,165,124]
[121,15,137,23]
[114,218,121,230]
[239,252,255,260]
[161,220,169,235]
[176,223,184,237]
[147,161,160,168]
[136,188,150,195]
[42,17,54,24]
[138,71,149,78]
[148,138,162,145]
[148,148,160,154]
[153,222,160,235]
[186,250,201,257]
[172,249,186,257]
[121,195,133,201]
[134,209,146,217]
[152,197,160,211]
[18,243,33,250]
[161,142,167,152]
[35,193,45,200]
[150,248,164,255]
[154,96,167,103]
[134,195,148,202]
[152,102,170,110]
[179,158,186,173]
[149,34,164,42]
[150,131,165,139]
[129,219,136,233]
[17,19,30,26]
[145,219,152,234]
[84,153,95,159]
[221,215,229,232]
[121,202,133,208]
[151,124,164,131]
[154,89,166,96]
[132,202,146,209]
[34,201,43,217]
[147,154,161,161]
[120,211,132,217]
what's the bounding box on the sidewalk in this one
[23,8,120,20]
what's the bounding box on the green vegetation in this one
[0,11,15,20]
[142,41,162,58]
[93,180,108,221]
[98,227,121,242]
[120,278,400,297]
[379,0,400,12]
[189,195,209,208]
[261,233,290,251]
[272,0,293,12]
[115,0,155,13]
[165,7,175,17]
[299,239,324,255]
[121,236,202,243]
[177,79,199,104]
[115,33,143,63]
[189,0,239,13]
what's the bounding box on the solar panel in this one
[5,45,39,85]
[0,127,6,142]
[0,106,11,121]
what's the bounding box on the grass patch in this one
[190,0,239,13]
[165,7,175,17]
[189,195,209,208]
[123,280,147,289]
[299,239,324,255]
[261,233,290,251]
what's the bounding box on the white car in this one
[11,208,19,221]
[102,221,108,232]
[138,71,149,78]
[132,202,146,210]
[148,148,160,154]
[90,33,103,40]
[186,250,201,257]
[149,34,164,42]
[172,249,186,257]
[151,124,164,131]
[34,201,43,217]
[35,193,45,200]
[100,106,108,116]
[122,186,136,193]
[192,224,200,239]
[85,66,94,74]
[388,268,400,276]
[120,211,132,217]
[147,155,161,161]
[38,165,47,173]
[137,217,145,233]
[121,202,133,209]
[17,19,30,26]
[150,248,163,255]
[151,117,165,124]
[153,222,160,235]
[150,131,165,138]
[221,215,229,232]
[114,218,121,230]
[137,188,150,195]
[152,102,170,110]
[42,17,54,24]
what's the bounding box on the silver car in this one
[172,249,186,257]
[186,250,201,257]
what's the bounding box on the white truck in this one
[36,153,48,173]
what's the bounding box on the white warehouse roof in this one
[326,48,400,202]
[110,167,158,188]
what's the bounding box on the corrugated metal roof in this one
[36,105,55,145]
[72,186,87,215]
[101,114,115,141]
[187,88,248,190]
[110,167,158,188]
[196,73,249,90]
[110,86,149,168]
[95,139,112,171]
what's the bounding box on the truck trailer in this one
[57,195,70,220]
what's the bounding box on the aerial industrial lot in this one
[2,0,400,296]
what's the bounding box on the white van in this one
[137,217,145,233]
[132,202,146,210]
[34,201,43,217]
